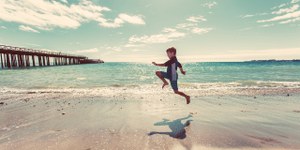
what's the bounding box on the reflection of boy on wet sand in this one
[148,114,193,139]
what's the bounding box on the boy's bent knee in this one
[174,90,179,94]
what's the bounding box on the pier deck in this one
[0,45,103,69]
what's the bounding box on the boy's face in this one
[167,51,175,59]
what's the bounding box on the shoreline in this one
[0,82,300,96]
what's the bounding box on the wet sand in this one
[0,87,300,150]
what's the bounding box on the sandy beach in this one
[1,86,300,150]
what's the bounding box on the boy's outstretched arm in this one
[152,62,165,67]
[153,58,177,67]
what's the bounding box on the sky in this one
[0,0,300,62]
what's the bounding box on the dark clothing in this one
[163,56,182,81]
[160,71,178,90]
[161,56,182,91]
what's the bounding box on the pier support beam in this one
[47,57,50,66]
[11,54,17,67]
[3,53,7,68]
[20,55,25,67]
[26,55,30,67]
[42,56,46,66]
[38,56,42,66]
[32,55,35,67]
[0,53,3,69]
[6,53,11,68]
[17,55,21,67]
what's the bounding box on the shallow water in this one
[1,62,300,89]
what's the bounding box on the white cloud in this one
[129,30,186,44]
[272,4,299,15]
[99,15,212,50]
[99,13,145,28]
[260,24,274,28]
[0,0,145,30]
[191,27,213,34]
[124,44,144,48]
[127,16,212,45]
[240,13,268,19]
[99,18,125,28]
[240,14,255,19]
[279,17,300,24]
[257,1,300,25]
[118,13,145,25]
[75,48,98,53]
[104,54,162,62]
[202,1,217,9]
[258,10,300,23]
[186,16,206,22]
[162,28,177,33]
[103,20,209,53]
[19,25,40,33]
[105,46,122,52]
[176,23,198,30]
[271,0,299,10]
[272,3,287,10]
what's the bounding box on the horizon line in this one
[103,59,300,63]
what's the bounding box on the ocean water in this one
[0,62,300,89]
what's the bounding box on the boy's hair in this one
[166,47,176,55]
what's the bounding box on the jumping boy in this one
[152,47,191,104]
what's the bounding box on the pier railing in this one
[0,45,103,69]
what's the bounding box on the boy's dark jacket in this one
[163,56,182,81]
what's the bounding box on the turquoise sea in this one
[1,62,300,89]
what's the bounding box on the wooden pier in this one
[0,45,103,69]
